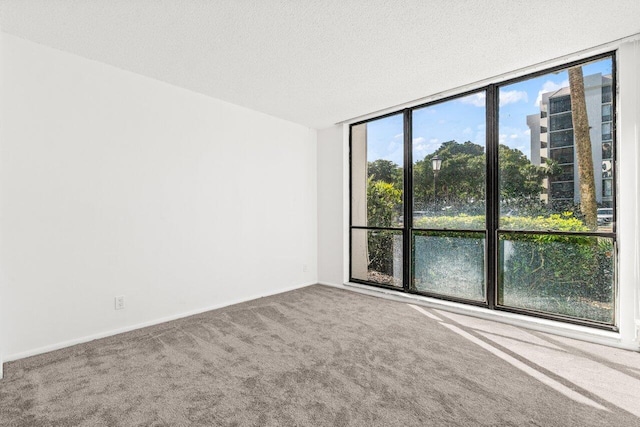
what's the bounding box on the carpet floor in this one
[1,284,639,426]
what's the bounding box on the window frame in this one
[349,51,618,331]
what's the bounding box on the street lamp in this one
[431,155,442,205]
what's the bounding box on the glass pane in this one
[351,114,404,228]
[602,85,612,103]
[550,146,574,164]
[549,129,573,148]
[412,92,486,229]
[603,180,613,197]
[499,234,614,324]
[550,181,574,200]
[351,229,403,287]
[550,164,574,182]
[549,96,571,114]
[601,122,612,140]
[499,56,614,232]
[602,104,612,122]
[549,112,573,131]
[413,231,485,301]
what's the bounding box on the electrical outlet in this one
[115,295,125,310]
[303,264,308,272]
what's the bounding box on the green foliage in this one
[366,230,399,279]
[501,234,613,321]
[412,231,485,298]
[362,140,611,321]
[413,141,485,211]
[412,141,550,214]
[414,213,485,230]
[413,212,587,232]
[368,159,402,188]
[366,178,402,227]
[501,212,588,232]
[500,213,614,322]
[438,140,485,157]
[366,177,402,274]
[413,212,613,322]
[499,144,546,200]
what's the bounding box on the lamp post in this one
[431,155,442,207]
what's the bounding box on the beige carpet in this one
[1,285,639,426]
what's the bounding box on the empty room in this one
[1,1,640,425]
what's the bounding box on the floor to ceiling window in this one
[350,53,617,329]
[411,93,487,302]
[351,113,404,288]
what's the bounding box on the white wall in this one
[617,40,640,346]
[0,30,4,377]
[0,34,317,361]
[317,125,347,286]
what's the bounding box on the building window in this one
[350,53,616,329]
[550,146,574,164]
[550,181,574,199]
[549,129,574,148]
[603,179,613,197]
[549,112,573,131]
[602,85,613,103]
[549,95,572,114]
[602,103,612,122]
[602,159,613,178]
[602,122,612,141]
[550,164,574,182]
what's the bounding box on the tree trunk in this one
[568,66,598,230]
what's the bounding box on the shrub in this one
[413,212,613,320]
[367,179,401,275]
[413,211,588,232]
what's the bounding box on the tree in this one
[542,158,562,177]
[413,141,485,211]
[368,159,402,188]
[499,144,546,200]
[568,66,598,230]
[412,140,548,213]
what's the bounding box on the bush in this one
[414,213,485,230]
[367,179,401,275]
[413,212,613,321]
[501,232,613,307]
[413,211,588,232]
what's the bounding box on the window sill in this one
[341,281,638,351]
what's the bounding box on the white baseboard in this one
[0,356,3,379]
[6,281,316,363]
[317,281,344,288]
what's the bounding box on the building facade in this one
[527,73,613,208]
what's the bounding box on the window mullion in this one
[403,109,413,292]
[486,85,499,309]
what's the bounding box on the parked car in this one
[597,208,613,226]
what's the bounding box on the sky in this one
[365,57,612,166]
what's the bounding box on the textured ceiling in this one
[2,1,640,129]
